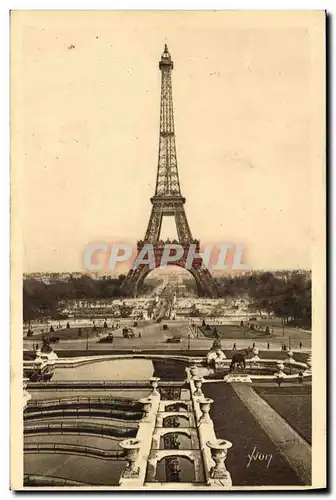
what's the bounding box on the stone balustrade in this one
[119,385,161,488]
[189,378,232,488]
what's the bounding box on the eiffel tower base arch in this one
[121,246,218,298]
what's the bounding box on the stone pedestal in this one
[149,377,160,396]
[197,397,213,424]
[206,439,232,484]
[193,377,204,397]
[119,439,141,478]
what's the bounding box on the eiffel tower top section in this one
[153,45,184,201]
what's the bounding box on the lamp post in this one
[188,333,191,350]
[86,329,89,350]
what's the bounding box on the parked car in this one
[98,336,114,344]
[122,328,135,338]
[166,336,182,344]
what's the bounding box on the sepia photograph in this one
[10,10,326,490]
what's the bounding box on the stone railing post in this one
[193,377,204,397]
[197,397,213,424]
[149,376,160,396]
[139,397,154,422]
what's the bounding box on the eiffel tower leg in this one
[144,206,163,243]
[174,206,193,243]
[190,267,218,298]
[121,265,150,297]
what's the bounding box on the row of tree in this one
[216,271,311,328]
[23,270,311,328]
[23,274,156,321]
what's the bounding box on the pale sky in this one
[11,11,324,272]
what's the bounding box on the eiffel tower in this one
[121,45,218,297]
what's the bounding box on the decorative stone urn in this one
[139,397,153,422]
[149,376,160,395]
[250,347,260,363]
[119,438,141,478]
[275,361,285,378]
[193,377,204,397]
[286,349,295,363]
[206,439,232,482]
[197,397,213,423]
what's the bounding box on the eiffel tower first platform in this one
[121,45,218,298]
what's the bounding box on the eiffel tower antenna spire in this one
[121,46,218,297]
[155,43,181,197]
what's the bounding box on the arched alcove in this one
[162,415,190,428]
[155,455,195,483]
[165,402,189,412]
[160,431,192,450]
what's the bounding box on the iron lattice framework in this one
[122,45,218,297]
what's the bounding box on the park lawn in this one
[199,322,311,341]
[203,383,302,486]
[253,385,312,445]
[220,350,308,363]
[25,326,103,341]
[199,325,273,340]
[256,350,308,363]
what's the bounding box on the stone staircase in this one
[118,375,233,489]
